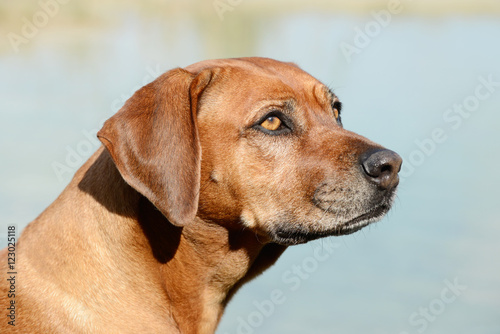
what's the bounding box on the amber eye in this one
[333,108,339,120]
[260,116,282,131]
[253,111,292,135]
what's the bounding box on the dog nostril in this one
[360,149,403,189]
[380,164,392,174]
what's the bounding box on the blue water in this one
[1,9,499,334]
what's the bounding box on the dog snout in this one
[360,149,402,190]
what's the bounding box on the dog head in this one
[98,57,402,246]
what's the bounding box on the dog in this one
[0,57,402,333]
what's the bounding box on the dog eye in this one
[331,100,342,126]
[260,116,282,131]
[253,111,292,135]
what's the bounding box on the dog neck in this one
[75,148,286,333]
[137,197,259,333]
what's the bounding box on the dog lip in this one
[273,230,310,245]
[270,204,391,245]
[339,204,390,231]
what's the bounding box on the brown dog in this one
[0,57,401,333]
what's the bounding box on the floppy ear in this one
[97,68,213,226]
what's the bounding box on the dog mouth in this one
[332,204,390,235]
[269,204,391,246]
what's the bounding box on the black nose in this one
[360,149,402,189]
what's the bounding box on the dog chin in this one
[268,204,392,246]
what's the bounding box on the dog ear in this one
[97,68,214,227]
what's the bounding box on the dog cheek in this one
[235,153,301,225]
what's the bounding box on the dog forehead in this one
[190,58,330,111]
[185,57,299,73]
[186,57,320,89]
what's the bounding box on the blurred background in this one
[1,0,499,333]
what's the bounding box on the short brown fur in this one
[0,57,401,333]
